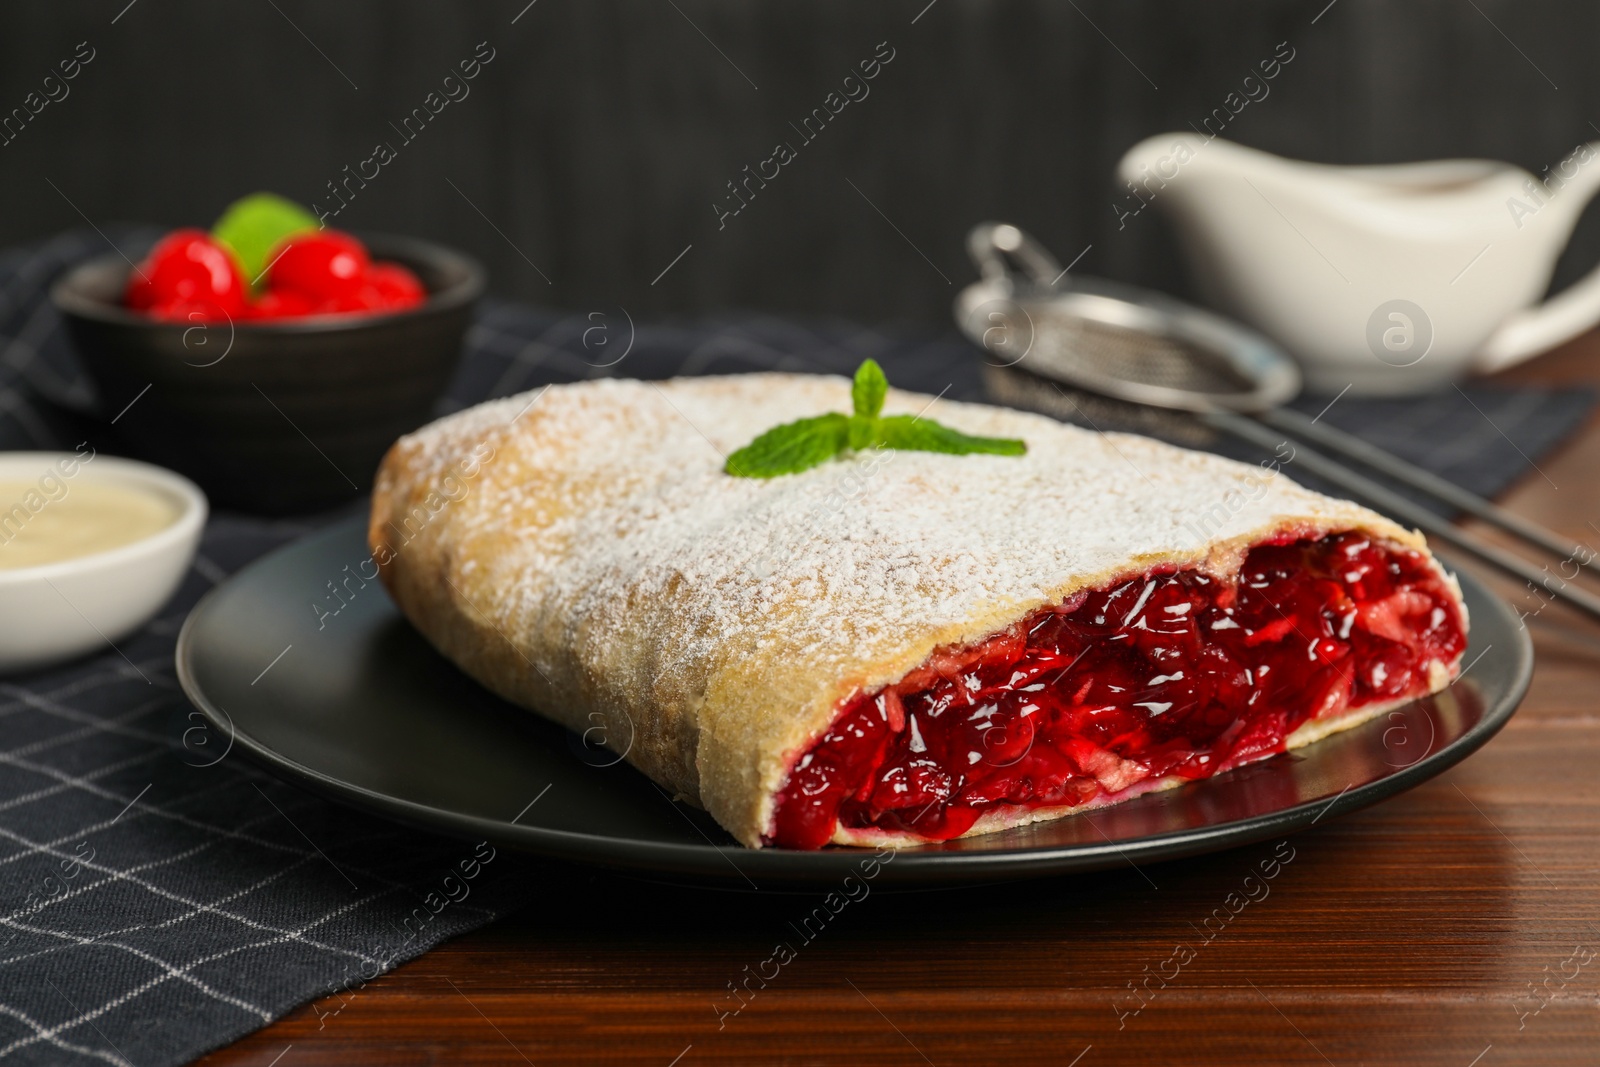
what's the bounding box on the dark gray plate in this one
[175,516,1531,884]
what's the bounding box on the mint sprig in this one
[724,413,850,479]
[725,360,1026,478]
[212,192,320,285]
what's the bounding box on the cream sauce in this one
[0,480,180,569]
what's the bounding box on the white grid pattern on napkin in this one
[0,518,518,1067]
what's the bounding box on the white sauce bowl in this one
[0,452,206,674]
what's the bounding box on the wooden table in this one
[199,339,1600,1067]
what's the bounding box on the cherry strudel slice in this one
[370,374,1468,850]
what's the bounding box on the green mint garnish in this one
[212,192,320,285]
[725,413,850,478]
[850,357,889,429]
[725,359,1026,478]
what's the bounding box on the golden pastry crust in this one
[369,374,1464,848]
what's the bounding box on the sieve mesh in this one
[981,362,1216,445]
[1026,307,1257,397]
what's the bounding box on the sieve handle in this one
[967,223,1064,290]
[1208,409,1600,627]
[1258,405,1600,573]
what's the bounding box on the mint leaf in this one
[724,360,1026,478]
[874,414,1027,456]
[847,413,874,451]
[212,192,320,285]
[725,413,850,478]
[851,359,888,419]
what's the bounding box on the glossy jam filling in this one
[767,533,1466,849]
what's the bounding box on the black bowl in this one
[51,233,485,514]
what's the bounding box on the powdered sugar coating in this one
[370,373,1439,847]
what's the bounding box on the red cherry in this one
[267,231,371,301]
[126,229,247,320]
[314,288,386,315]
[143,301,237,323]
[296,262,426,317]
[366,263,426,309]
[246,289,317,319]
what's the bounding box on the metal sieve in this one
[956,222,1299,423]
[955,222,1600,625]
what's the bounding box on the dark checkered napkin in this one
[0,231,1591,1065]
[0,516,539,1067]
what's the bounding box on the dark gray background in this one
[2,0,1598,324]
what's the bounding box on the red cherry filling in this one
[767,532,1466,849]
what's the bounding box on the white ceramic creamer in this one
[1118,133,1600,394]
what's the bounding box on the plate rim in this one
[175,516,1533,883]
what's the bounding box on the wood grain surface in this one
[197,337,1600,1066]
